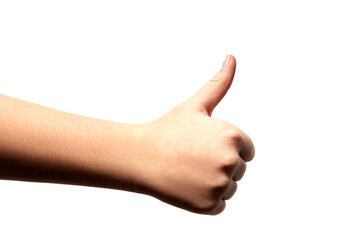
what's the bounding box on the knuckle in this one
[219,122,242,141]
[223,182,238,200]
[206,78,223,91]
[233,161,247,181]
[223,154,240,168]
[237,158,246,169]
[214,175,231,189]
[209,75,222,83]
[197,199,219,213]
[248,143,256,161]
[227,127,242,140]
[240,160,247,172]
[211,201,226,215]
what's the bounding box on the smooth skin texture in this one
[0,55,255,215]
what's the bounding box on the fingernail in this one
[222,54,232,69]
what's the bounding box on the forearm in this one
[0,94,145,192]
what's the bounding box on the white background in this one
[1,0,359,239]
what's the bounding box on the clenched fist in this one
[0,55,254,215]
[136,55,255,214]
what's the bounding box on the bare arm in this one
[0,55,255,215]
[0,93,146,192]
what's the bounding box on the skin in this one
[0,55,255,215]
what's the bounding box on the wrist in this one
[102,121,152,194]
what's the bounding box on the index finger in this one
[238,130,255,162]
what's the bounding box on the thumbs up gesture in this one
[138,55,255,214]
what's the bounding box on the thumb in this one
[188,54,237,116]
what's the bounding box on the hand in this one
[137,55,255,215]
